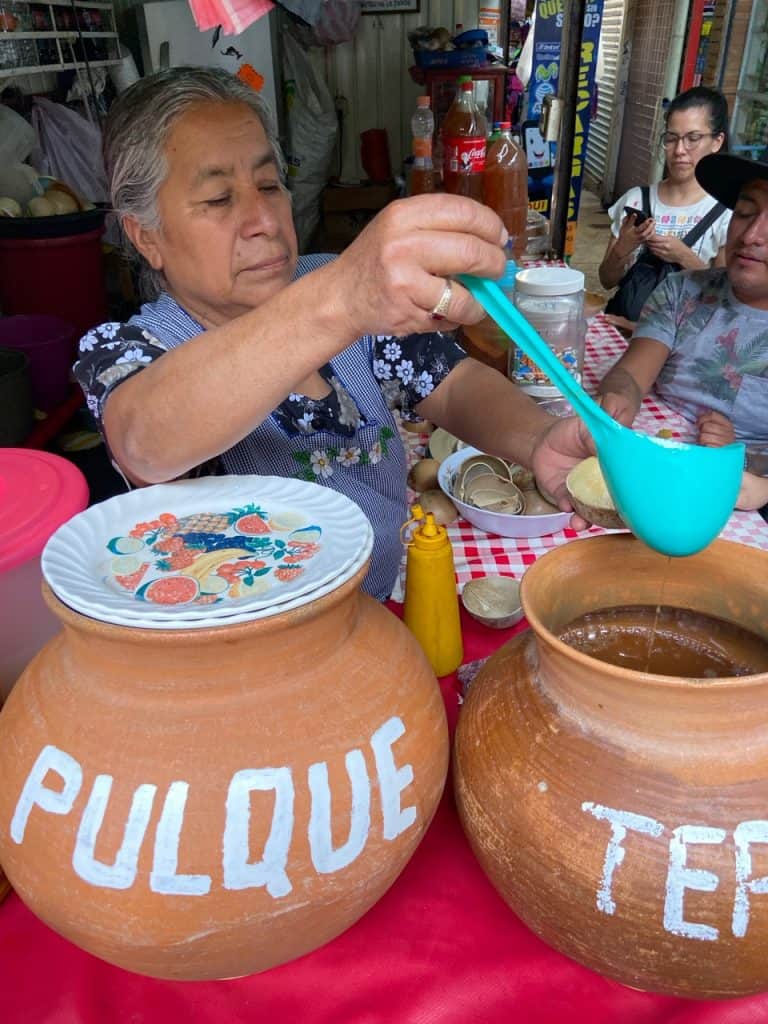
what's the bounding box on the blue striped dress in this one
[74,254,467,600]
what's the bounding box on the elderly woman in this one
[75,67,592,600]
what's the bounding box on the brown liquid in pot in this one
[557,605,768,678]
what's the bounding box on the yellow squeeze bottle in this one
[402,505,463,676]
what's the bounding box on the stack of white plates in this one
[42,476,374,630]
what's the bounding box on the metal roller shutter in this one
[584,0,626,201]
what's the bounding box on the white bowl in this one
[437,446,571,539]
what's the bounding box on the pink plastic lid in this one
[0,449,89,574]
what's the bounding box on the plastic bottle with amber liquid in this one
[442,77,488,200]
[402,505,463,677]
[409,96,436,196]
[482,121,529,260]
[466,257,518,354]
[409,157,436,195]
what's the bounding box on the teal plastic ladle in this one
[458,274,745,557]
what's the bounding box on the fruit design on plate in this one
[104,504,323,606]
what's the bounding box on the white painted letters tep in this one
[583,800,768,942]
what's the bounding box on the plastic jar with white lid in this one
[510,266,586,399]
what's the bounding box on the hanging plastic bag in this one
[31,98,108,204]
[312,0,361,45]
[0,106,36,166]
[283,31,338,251]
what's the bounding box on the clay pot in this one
[0,565,448,980]
[455,535,768,998]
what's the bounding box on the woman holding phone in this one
[598,86,731,325]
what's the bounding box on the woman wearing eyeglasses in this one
[598,87,731,324]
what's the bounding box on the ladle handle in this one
[457,274,619,439]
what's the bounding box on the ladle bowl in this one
[458,274,745,556]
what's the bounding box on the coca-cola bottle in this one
[441,77,487,201]
[482,122,529,260]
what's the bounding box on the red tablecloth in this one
[2,605,768,1023]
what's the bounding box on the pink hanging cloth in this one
[188,0,275,36]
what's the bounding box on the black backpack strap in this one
[641,185,651,219]
[681,201,727,249]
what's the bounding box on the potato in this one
[0,196,22,217]
[27,196,56,217]
[566,457,625,529]
[401,418,433,435]
[522,490,560,516]
[408,458,441,493]
[510,465,536,491]
[418,489,458,526]
[44,188,79,214]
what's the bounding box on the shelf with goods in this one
[730,0,768,160]
[0,0,119,79]
[408,65,509,140]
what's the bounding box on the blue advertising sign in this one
[526,0,562,121]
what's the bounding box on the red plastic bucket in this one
[0,226,108,338]
[0,315,77,411]
[0,448,89,700]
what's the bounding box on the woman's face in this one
[663,105,724,184]
[127,100,297,325]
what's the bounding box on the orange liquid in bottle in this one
[482,126,528,260]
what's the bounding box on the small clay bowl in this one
[461,576,523,630]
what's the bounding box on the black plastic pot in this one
[0,347,33,446]
[0,205,106,240]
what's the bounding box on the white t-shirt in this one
[608,184,732,265]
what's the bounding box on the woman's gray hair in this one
[103,66,287,301]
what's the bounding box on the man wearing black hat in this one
[598,152,768,514]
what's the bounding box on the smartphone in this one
[624,206,650,225]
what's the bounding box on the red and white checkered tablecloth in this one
[393,314,768,601]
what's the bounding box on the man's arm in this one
[415,357,594,512]
[597,337,671,426]
[737,472,768,512]
[416,357,555,469]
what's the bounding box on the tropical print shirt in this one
[636,268,768,451]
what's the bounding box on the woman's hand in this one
[645,232,706,269]
[327,194,508,339]
[599,212,655,288]
[616,211,656,256]
[696,409,736,447]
